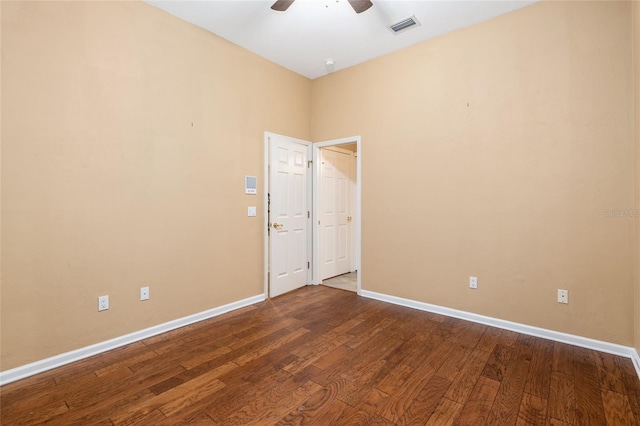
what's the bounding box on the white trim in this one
[311,147,320,284]
[263,133,270,298]
[312,136,362,295]
[631,349,640,379]
[361,289,640,378]
[0,294,265,386]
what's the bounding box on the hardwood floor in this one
[1,285,639,425]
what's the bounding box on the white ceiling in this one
[145,0,537,79]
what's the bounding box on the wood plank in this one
[475,326,503,353]
[500,330,520,347]
[548,371,575,425]
[118,408,169,426]
[573,347,607,425]
[398,374,451,425]
[449,322,487,351]
[552,342,577,374]
[516,393,547,426]
[621,371,640,421]
[70,389,158,425]
[523,338,553,399]
[275,380,348,425]
[206,369,293,422]
[383,306,439,341]
[486,337,533,425]
[375,364,437,423]
[384,333,429,365]
[444,348,491,404]
[482,343,513,382]
[225,379,323,425]
[233,327,310,366]
[334,388,395,426]
[311,331,403,388]
[595,351,626,394]
[600,389,636,426]
[435,347,472,382]
[424,397,463,425]
[547,418,572,426]
[375,363,415,395]
[408,336,456,372]
[456,376,500,425]
[338,358,396,407]
[615,355,639,378]
[110,362,233,424]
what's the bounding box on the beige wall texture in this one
[634,1,640,355]
[1,1,311,370]
[312,1,635,345]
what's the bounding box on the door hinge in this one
[307,261,310,269]
[307,211,310,219]
[307,160,312,168]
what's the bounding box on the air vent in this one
[388,15,421,34]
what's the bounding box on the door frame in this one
[263,132,313,298]
[317,145,356,282]
[312,136,362,294]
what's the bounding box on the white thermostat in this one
[245,176,257,194]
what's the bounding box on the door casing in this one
[318,145,356,281]
[312,136,362,294]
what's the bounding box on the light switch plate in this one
[248,206,257,217]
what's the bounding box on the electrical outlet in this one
[98,295,109,311]
[140,286,149,301]
[557,289,569,304]
[469,276,478,289]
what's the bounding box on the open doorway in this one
[318,144,357,292]
[312,136,362,294]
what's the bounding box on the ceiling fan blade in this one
[271,0,295,12]
[347,0,373,14]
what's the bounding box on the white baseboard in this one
[361,290,640,379]
[0,294,266,386]
[631,349,640,379]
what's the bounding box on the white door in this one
[269,135,311,297]
[320,147,353,280]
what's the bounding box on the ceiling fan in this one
[271,0,373,14]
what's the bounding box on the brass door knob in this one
[272,222,283,229]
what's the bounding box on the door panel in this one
[320,148,353,280]
[269,136,310,297]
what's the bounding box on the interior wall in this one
[311,1,634,345]
[1,1,311,370]
[634,0,640,354]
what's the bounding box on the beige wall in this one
[1,1,311,370]
[634,1,640,354]
[312,1,634,345]
[2,0,637,373]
